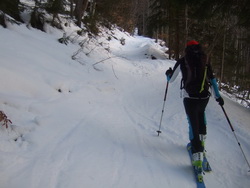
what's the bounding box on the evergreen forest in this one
[0,0,249,106]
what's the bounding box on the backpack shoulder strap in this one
[200,64,208,93]
[199,55,209,93]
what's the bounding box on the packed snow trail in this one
[0,24,249,188]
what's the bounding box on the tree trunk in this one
[220,30,226,89]
[167,0,172,59]
[89,0,97,17]
[184,3,188,44]
[70,0,74,18]
[175,9,180,60]
[74,0,89,27]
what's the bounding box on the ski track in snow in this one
[0,23,250,188]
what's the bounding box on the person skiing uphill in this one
[165,40,224,172]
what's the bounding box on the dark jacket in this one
[168,57,221,99]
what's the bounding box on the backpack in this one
[181,45,210,97]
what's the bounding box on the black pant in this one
[183,97,209,153]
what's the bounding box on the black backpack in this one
[181,45,210,97]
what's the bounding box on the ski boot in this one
[192,152,204,182]
[200,134,212,172]
[200,134,207,157]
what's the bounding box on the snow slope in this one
[0,23,249,188]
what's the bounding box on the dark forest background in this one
[1,0,250,105]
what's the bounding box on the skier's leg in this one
[183,98,203,153]
[184,98,204,173]
[198,98,209,149]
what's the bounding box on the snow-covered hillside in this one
[0,22,249,188]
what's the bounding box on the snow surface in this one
[0,22,250,188]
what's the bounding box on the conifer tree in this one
[0,0,22,27]
[46,0,65,28]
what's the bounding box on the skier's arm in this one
[210,78,220,98]
[207,64,224,105]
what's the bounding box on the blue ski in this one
[187,143,206,188]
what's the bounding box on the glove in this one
[165,68,173,81]
[165,68,173,76]
[216,97,224,106]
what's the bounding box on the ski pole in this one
[157,81,169,136]
[220,105,250,172]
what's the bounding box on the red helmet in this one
[186,40,199,46]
